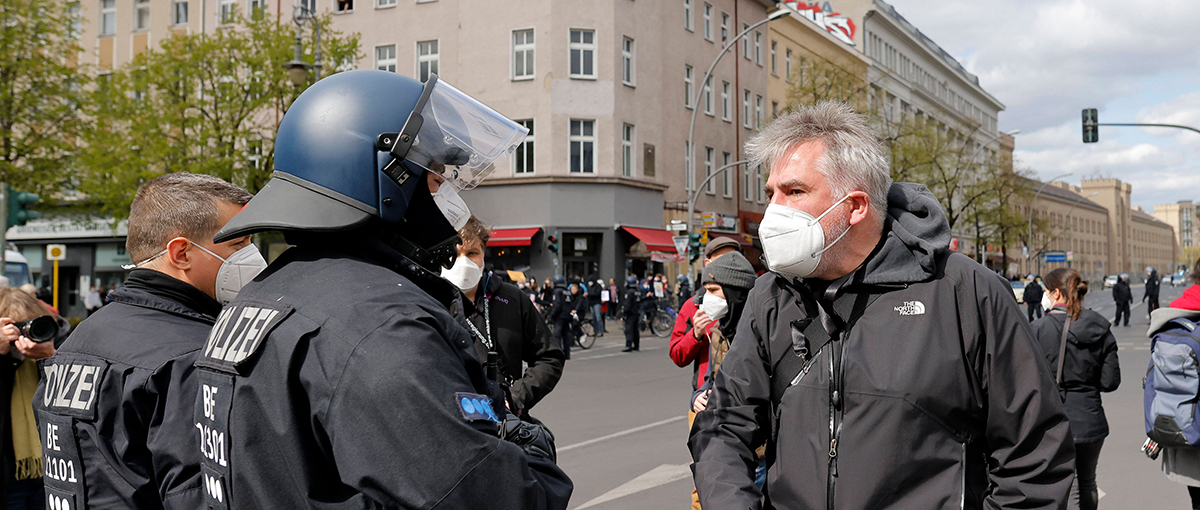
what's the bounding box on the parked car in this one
[1103,275,1119,289]
[1173,273,1188,286]
[1010,280,1026,303]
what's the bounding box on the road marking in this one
[559,415,685,453]
[570,347,663,362]
[574,464,692,509]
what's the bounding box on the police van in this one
[5,249,32,287]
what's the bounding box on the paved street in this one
[534,280,1197,509]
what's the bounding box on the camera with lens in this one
[13,315,61,343]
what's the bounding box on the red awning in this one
[620,226,677,253]
[487,228,541,247]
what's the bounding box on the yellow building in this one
[766,3,870,118]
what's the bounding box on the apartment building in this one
[1152,200,1198,268]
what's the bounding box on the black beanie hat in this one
[701,252,757,290]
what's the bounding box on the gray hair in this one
[127,173,253,263]
[746,101,891,223]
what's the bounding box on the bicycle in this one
[570,311,596,350]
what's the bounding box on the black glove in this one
[502,414,558,464]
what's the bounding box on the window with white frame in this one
[336,0,353,12]
[702,3,712,41]
[622,36,635,86]
[622,123,635,177]
[754,32,762,66]
[685,141,693,191]
[721,81,730,122]
[704,147,715,195]
[743,165,752,200]
[785,48,792,82]
[770,40,777,75]
[69,2,82,38]
[683,0,693,31]
[742,90,751,128]
[512,29,535,80]
[755,94,763,127]
[569,119,595,173]
[569,29,595,79]
[684,65,694,109]
[756,165,766,203]
[134,0,150,30]
[720,13,729,44]
[249,0,266,16]
[100,0,115,35]
[742,24,749,59]
[514,119,534,174]
[375,44,397,72]
[218,0,235,24]
[377,0,397,6]
[248,138,263,170]
[722,151,732,197]
[702,78,712,116]
[416,40,439,82]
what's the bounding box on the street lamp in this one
[686,7,790,231]
[1024,172,1073,273]
[283,5,322,87]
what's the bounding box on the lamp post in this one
[686,8,790,231]
[1025,172,1073,274]
[283,4,322,87]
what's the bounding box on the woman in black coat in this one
[1032,267,1120,510]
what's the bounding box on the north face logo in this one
[894,301,926,316]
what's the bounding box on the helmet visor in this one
[407,79,528,190]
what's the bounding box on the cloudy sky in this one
[887,0,1200,212]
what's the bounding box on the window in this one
[720,13,729,44]
[377,0,397,6]
[69,2,82,38]
[755,95,763,127]
[742,24,749,59]
[684,65,694,109]
[248,139,263,170]
[754,32,762,66]
[705,147,715,195]
[757,165,766,203]
[622,123,635,177]
[744,165,753,200]
[742,90,751,128]
[218,0,235,24]
[569,29,596,79]
[249,0,266,16]
[721,81,730,122]
[569,120,595,173]
[134,0,150,30]
[702,78,712,116]
[336,0,353,12]
[770,40,777,75]
[684,0,693,31]
[100,0,116,35]
[416,40,439,82]
[514,119,534,174]
[621,37,635,86]
[785,48,792,82]
[771,101,778,119]
[512,29,535,80]
[375,44,397,72]
[644,144,655,177]
[685,141,693,191]
[722,151,732,197]
[702,3,713,41]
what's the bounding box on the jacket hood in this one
[1149,289,1200,336]
[860,182,952,286]
[1170,284,1200,311]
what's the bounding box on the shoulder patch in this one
[196,301,293,373]
[39,359,108,420]
[455,392,500,423]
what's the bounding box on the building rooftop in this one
[1023,178,1105,212]
[1132,207,1170,226]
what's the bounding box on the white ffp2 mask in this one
[759,195,852,279]
[192,242,269,305]
[431,182,471,231]
[700,292,728,321]
[441,256,483,292]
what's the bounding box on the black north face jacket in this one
[689,183,1075,509]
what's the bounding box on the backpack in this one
[1145,318,1200,447]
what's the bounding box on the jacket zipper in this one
[827,330,845,510]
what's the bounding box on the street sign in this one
[672,235,689,256]
[1066,251,1074,261]
[667,223,687,231]
[46,244,66,260]
[1044,251,1067,263]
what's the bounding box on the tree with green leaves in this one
[0,0,88,197]
[77,10,360,220]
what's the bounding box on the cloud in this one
[1137,91,1200,147]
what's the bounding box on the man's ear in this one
[163,237,193,270]
[847,191,872,226]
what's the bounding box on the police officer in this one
[622,276,643,352]
[35,173,260,509]
[441,215,564,417]
[548,274,571,359]
[191,70,572,509]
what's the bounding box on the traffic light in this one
[546,235,559,254]
[6,185,40,229]
[688,232,702,263]
[1082,108,1098,143]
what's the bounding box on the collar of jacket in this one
[109,269,220,323]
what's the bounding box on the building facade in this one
[1152,200,1198,269]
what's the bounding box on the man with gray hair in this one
[35,173,264,509]
[688,102,1074,508]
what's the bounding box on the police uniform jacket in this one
[193,239,572,509]
[466,272,564,414]
[35,268,217,509]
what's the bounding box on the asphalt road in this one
[532,281,1198,509]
